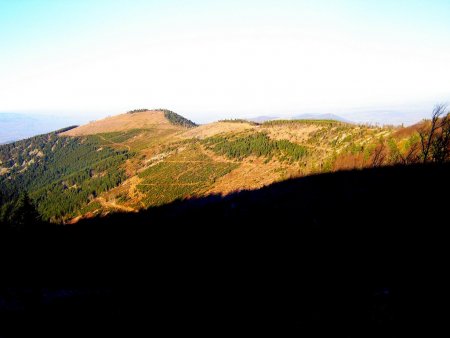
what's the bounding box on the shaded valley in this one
[1,162,449,337]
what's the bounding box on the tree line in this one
[204,133,308,162]
[0,131,131,225]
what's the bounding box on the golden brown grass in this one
[62,110,184,136]
[178,121,257,140]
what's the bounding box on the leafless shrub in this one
[371,143,387,167]
[418,104,449,163]
[430,113,450,163]
[398,142,420,165]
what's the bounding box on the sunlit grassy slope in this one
[1,110,423,223]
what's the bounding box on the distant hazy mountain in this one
[249,108,433,126]
[0,113,83,144]
[343,109,430,126]
[290,113,352,123]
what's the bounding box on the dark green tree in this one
[8,192,42,230]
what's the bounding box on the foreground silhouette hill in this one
[1,163,449,337]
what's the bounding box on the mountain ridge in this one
[247,113,352,124]
[0,108,435,224]
[291,113,352,123]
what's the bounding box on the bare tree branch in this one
[371,142,386,167]
[399,142,419,164]
[419,104,447,163]
[431,112,450,163]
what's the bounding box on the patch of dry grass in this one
[62,110,185,136]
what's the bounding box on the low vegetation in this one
[263,119,345,127]
[137,145,237,206]
[97,129,145,144]
[127,108,149,114]
[218,119,259,125]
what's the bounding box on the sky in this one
[0,0,449,124]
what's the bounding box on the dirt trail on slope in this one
[97,197,135,212]
[98,135,131,151]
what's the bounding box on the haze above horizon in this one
[1,0,449,124]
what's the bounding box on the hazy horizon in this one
[1,0,449,124]
[0,100,444,127]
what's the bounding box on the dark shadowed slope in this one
[1,163,449,337]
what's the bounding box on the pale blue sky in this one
[1,0,449,124]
